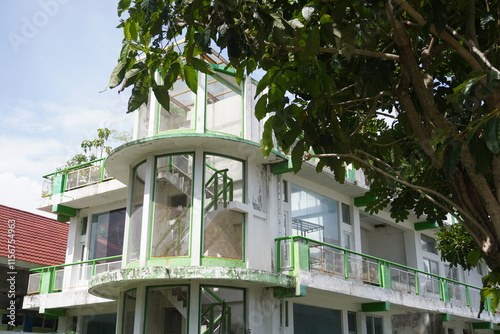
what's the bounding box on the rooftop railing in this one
[42,158,112,197]
[28,255,122,295]
[276,236,487,314]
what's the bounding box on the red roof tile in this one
[0,205,68,266]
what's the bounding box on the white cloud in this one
[0,172,55,218]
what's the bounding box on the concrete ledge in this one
[89,266,296,299]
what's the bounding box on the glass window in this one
[83,313,116,334]
[145,286,189,334]
[344,231,352,250]
[89,208,126,260]
[200,286,245,334]
[152,154,194,257]
[421,234,437,254]
[122,290,136,334]
[205,73,243,137]
[366,316,383,334]
[293,304,341,333]
[348,311,357,333]
[128,162,146,264]
[203,155,244,260]
[291,185,340,246]
[342,203,351,224]
[158,79,195,132]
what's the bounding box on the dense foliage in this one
[109,0,500,308]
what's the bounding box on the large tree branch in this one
[394,0,486,73]
[264,42,401,62]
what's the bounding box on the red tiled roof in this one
[0,205,68,266]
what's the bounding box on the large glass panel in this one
[82,313,116,334]
[89,208,126,260]
[158,79,195,132]
[145,286,189,334]
[127,162,146,264]
[205,73,243,137]
[152,154,193,257]
[200,286,244,334]
[123,290,136,334]
[291,185,340,246]
[203,155,244,260]
[293,304,341,333]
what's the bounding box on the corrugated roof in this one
[0,205,68,266]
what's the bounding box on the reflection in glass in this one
[205,74,243,136]
[122,290,136,334]
[203,155,244,260]
[158,79,195,132]
[152,154,193,257]
[145,286,189,334]
[200,286,244,334]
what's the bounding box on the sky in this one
[0,0,134,218]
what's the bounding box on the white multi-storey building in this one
[24,52,500,334]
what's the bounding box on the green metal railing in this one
[276,236,487,312]
[42,158,111,197]
[201,288,232,334]
[205,167,234,212]
[28,255,122,295]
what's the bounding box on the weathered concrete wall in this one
[392,312,444,334]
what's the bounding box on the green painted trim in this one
[52,204,77,217]
[43,308,66,317]
[414,221,439,231]
[441,313,450,322]
[353,195,377,207]
[56,215,70,223]
[472,322,493,330]
[271,160,293,175]
[200,257,246,268]
[361,302,390,312]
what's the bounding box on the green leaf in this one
[141,0,157,22]
[183,64,198,93]
[190,58,215,75]
[291,140,305,173]
[117,0,131,16]
[153,85,170,112]
[255,94,268,120]
[125,20,138,41]
[485,118,500,154]
[163,62,181,90]
[467,249,481,267]
[261,117,274,157]
[198,28,212,53]
[128,78,149,113]
[108,61,126,89]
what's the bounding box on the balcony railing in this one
[276,236,488,313]
[27,255,122,295]
[42,158,112,197]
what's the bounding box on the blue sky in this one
[0,1,134,217]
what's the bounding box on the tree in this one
[61,128,132,168]
[109,0,500,307]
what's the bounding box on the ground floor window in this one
[122,290,136,334]
[200,286,245,333]
[366,315,383,334]
[144,286,189,334]
[293,304,341,333]
[82,313,116,334]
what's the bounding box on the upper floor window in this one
[291,185,340,246]
[205,72,243,137]
[89,208,126,260]
[342,203,351,224]
[421,234,437,254]
[158,79,195,133]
